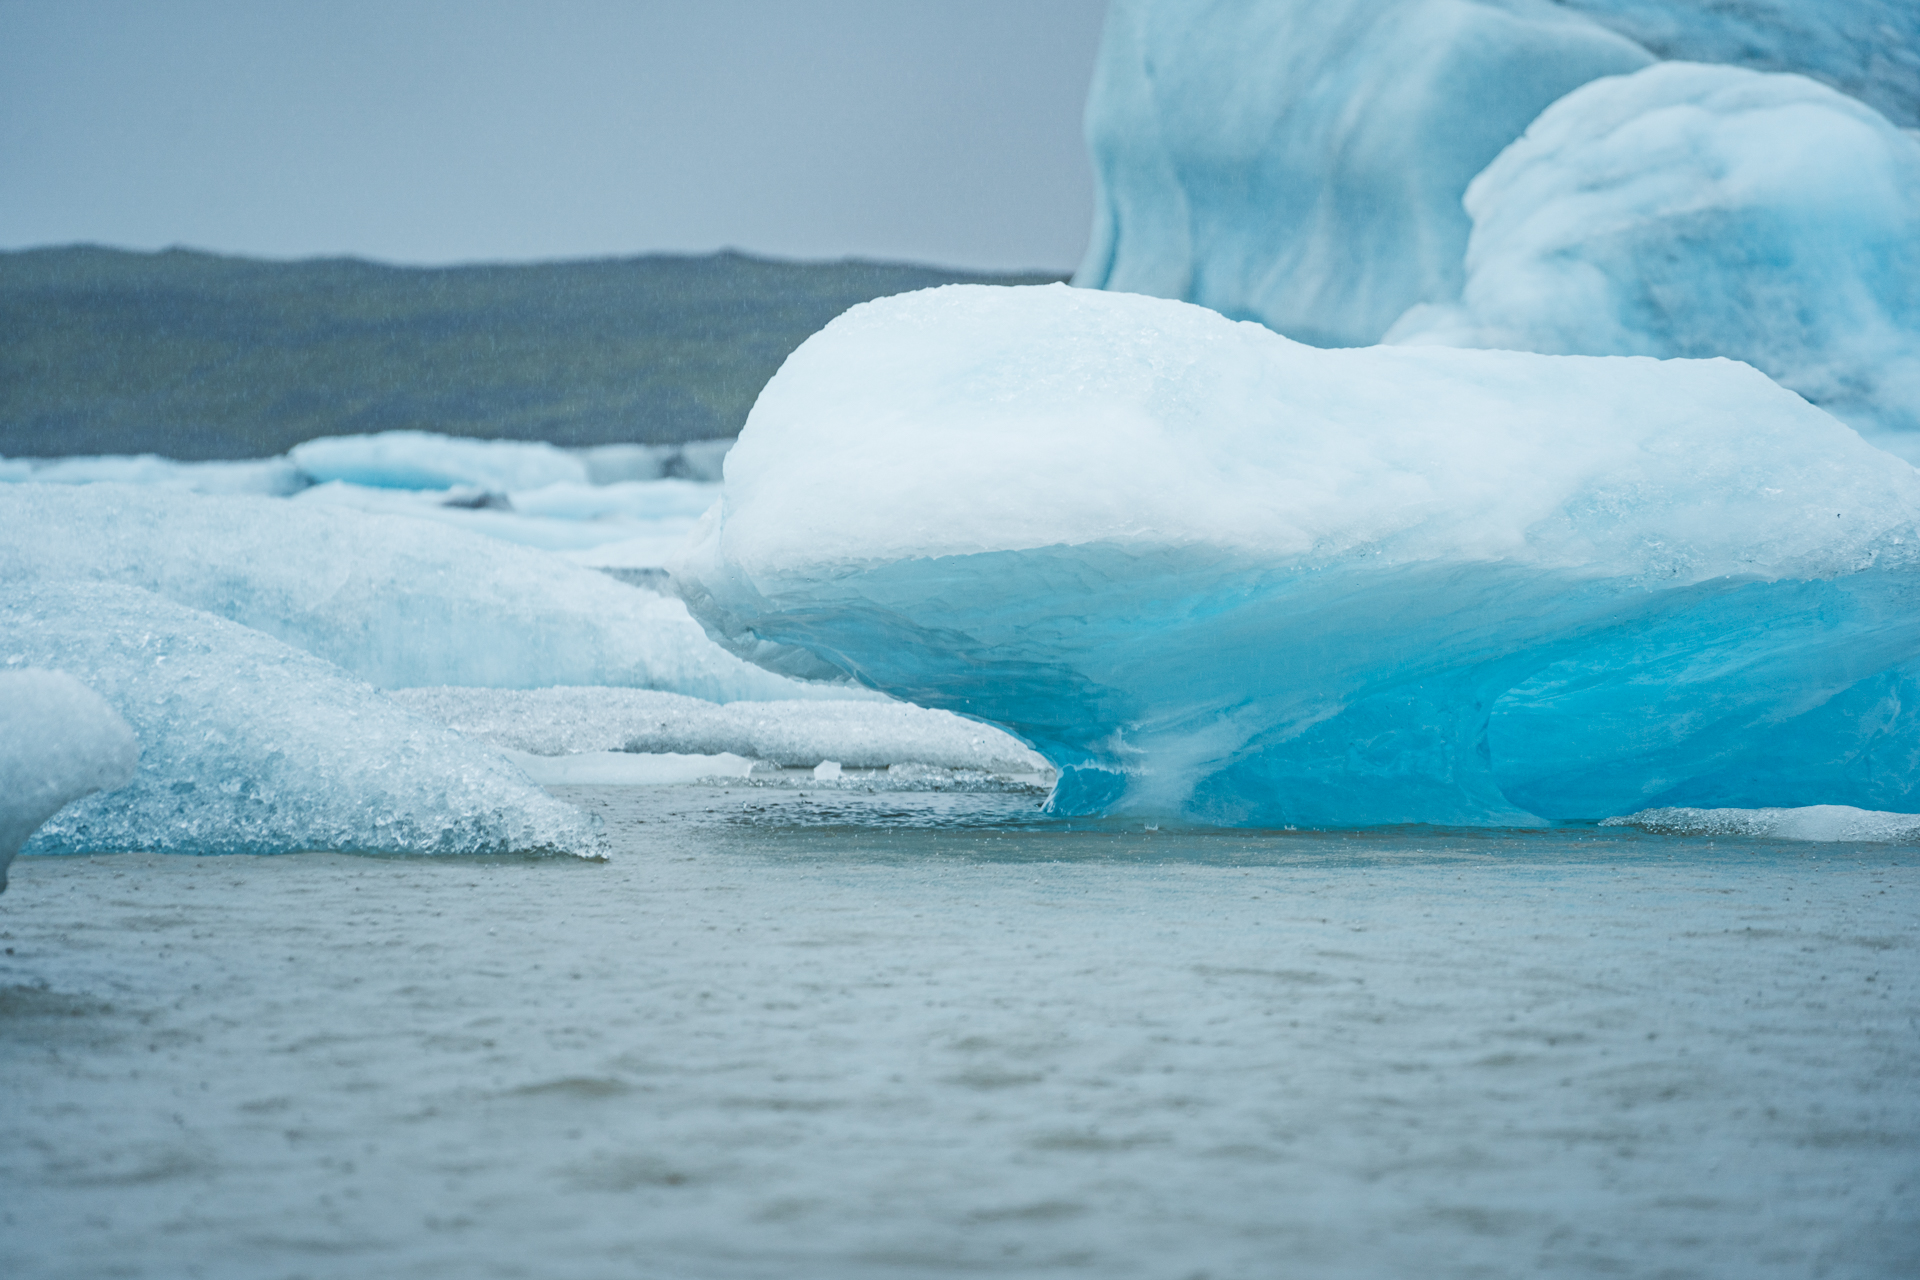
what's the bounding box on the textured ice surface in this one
[0,453,306,495]
[391,686,1049,773]
[1603,804,1920,842]
[1,582,603,858]
[1387,62,1920,447]
[289,430,589,491]
[0,483,856,701]
[0,669,137,885]
[675,284,1920,826]
[1075,0,1650,346]
[1554,0,1920,128]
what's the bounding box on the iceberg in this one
[0,483,863,702]
[3,583,604,858]
[1075,0,1651,346]
[390,686,1049,774]
[1554,0,1920,129]
[673,284,1920,827]
[289,430,589,491]
[0,668,138,887]
[1387,62,1920,450]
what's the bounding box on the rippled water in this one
[3,784,1915,1278]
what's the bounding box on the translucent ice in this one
[0,483,862,702]
[674,285,1920,826]
[0,669,138,886]
[2,583,604,858]
[1075,0,1650,345]
[1387,63,1920,447]
[390,686,1049,773]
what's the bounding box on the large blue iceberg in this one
[1387,62,1920,450]
[673,285,1920,827]
[1078,0,1920,353]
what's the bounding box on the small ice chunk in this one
[813,760,843,781]
[1602,805,1920,843]
[290,430,589,491]
[0,669,138,888]
[3,582,605,859]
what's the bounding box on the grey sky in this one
[0,1,1110,271]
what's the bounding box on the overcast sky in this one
[0,0,1110,272]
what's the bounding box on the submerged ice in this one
[0,669,138,885]
[1,583,604,859]
[674,285,1920,827]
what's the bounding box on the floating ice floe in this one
[674,284,1920,827]
[0,668,138,886]
[289,430,590,491]
[0,453,307,496]
[1076,0,1651,345]
[1387,62,1920,452]
[2,583,604,859]
[0,483,866,701]
[1602,805,1920,843]
[390,686,1050,773]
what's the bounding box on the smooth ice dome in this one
[1075,0,1651,346]
[0,483,863,702]
[2,583,604,859]
[1387,62,1920,447]
[0,668,138,887]
[390,686,1049,773]
[675,285,1920,826]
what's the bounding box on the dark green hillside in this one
[1,246,1063,460]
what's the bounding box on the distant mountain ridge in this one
[1,245,1063,460]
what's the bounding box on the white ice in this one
[1603,804,1920,843]
[390,686,1049,774]
[1387,62,1920,448]
[674,283,1920,826]
[1,582,603,859]
[1075,0,1651,346]
[288,430,589,491]
[0,453,307,495]
[0,668,138,886]
[0,482,859,702]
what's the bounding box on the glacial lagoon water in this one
[2,782,1915,1279]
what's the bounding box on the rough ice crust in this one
[0,669,138,886]
[2,583,604,859]
[1074,0,1651,347]
[389,687,1049,774]
[1602,805,1920,843]
[673,285,1920,827]
[0,483,866,702]
[1387,62,1920,447]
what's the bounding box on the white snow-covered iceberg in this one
[673,284,1920,827]
[1387,62,1920,449]
[390,686,1049,773]
[1075,0,1652,346]
[0,668,138,886]
[2,583,604,859]
[0,483,867,701]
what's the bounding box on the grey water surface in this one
[2,783,1914,1278]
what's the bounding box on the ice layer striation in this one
[2,583,604,858]
[1387,62,1920,450]
[674,285,1920,826]
[0,668,138,885]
